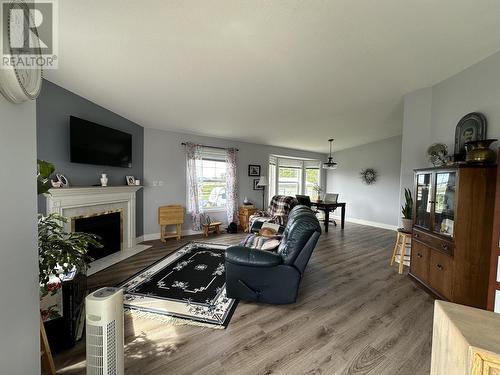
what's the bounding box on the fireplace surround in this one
[72,209,123,261]
[46,186,149,274]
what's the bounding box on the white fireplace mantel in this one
[47,185,142,198]
[46,185,148,275]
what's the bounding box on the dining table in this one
[311,201,346,232]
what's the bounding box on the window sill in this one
[202,208,226,213]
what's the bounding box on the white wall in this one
[326,136,402,228]
[399,87,432,206]
[400,50,500,208]
[143,128,326,237]
[0,98,38,374]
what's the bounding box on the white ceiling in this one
[45,0,500,152]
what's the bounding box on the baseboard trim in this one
[141,229,204,242]
[331,216,397,231]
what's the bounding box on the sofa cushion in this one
[240,234,281,251]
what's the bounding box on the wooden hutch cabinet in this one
[409,165,496,309]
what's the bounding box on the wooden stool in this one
[203,221,222,237]
[391,229,412,274]
[40,317,56,375]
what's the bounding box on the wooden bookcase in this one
[409,165,496,309]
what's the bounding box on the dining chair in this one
[296,195,321,217]
[323,193,339,203]
[295,194,312,207]
[323,193,339,226]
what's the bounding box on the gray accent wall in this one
[400,50,500,214]
[0,98,39,374]
[326,136,403,227]
[143,128,326,236]
[36,80,144,236]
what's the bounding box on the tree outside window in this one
[305,168,320,198]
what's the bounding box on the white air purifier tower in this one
[85,287,124,375]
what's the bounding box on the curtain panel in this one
[225,148,239,224]
[185,142,203,230]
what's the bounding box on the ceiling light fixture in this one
[322,138,338,170]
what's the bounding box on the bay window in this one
[268,156,321,202]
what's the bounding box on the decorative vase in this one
[401,218,413,232]
[100,173,108,187]
[464,139,497,164]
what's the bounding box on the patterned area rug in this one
[119,242,238,329]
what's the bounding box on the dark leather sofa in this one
[225,205,322,304]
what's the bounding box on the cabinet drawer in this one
[413,229,454,255]
[410,241,430,283]
[429,251,453,300]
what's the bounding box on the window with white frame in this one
[195,149,228,211]
[268,156,321,201]
[305,165,321,198]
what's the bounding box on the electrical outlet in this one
[153,180,158,187]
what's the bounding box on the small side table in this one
[203,221,222,237]
[239,206,258,232]
[391,228,412,274]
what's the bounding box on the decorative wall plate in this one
[0,0,43,103]
[360,168,377,185]
[427,143,448,167]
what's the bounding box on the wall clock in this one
[0,0,43,103]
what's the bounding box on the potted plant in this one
[401,188,413,232]
[38,160,101,318]
[312,184,323,201]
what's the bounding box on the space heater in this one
[85,287,124,375]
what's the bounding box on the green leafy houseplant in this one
[401,188,413,219]
[401,188,413,231]
[37,159,55,195]
[38,214,101,286]
[312,184,323,200]
[37,159,101,286]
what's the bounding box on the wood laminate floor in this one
[53,223,435,375]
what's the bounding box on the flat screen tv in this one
[70,116,132,168]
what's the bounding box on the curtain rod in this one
[181,142,239,151]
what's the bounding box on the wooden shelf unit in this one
[409,165,496,309]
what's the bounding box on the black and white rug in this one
[119,242,238,329]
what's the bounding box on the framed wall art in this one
[248,164,261,177]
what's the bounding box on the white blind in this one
[201,147,226,161]
[278,157,303,168]
[304,160,321,168]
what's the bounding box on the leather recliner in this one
[225,205,322,304]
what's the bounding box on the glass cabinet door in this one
[415,173,432,230]
[433,172,456,237]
